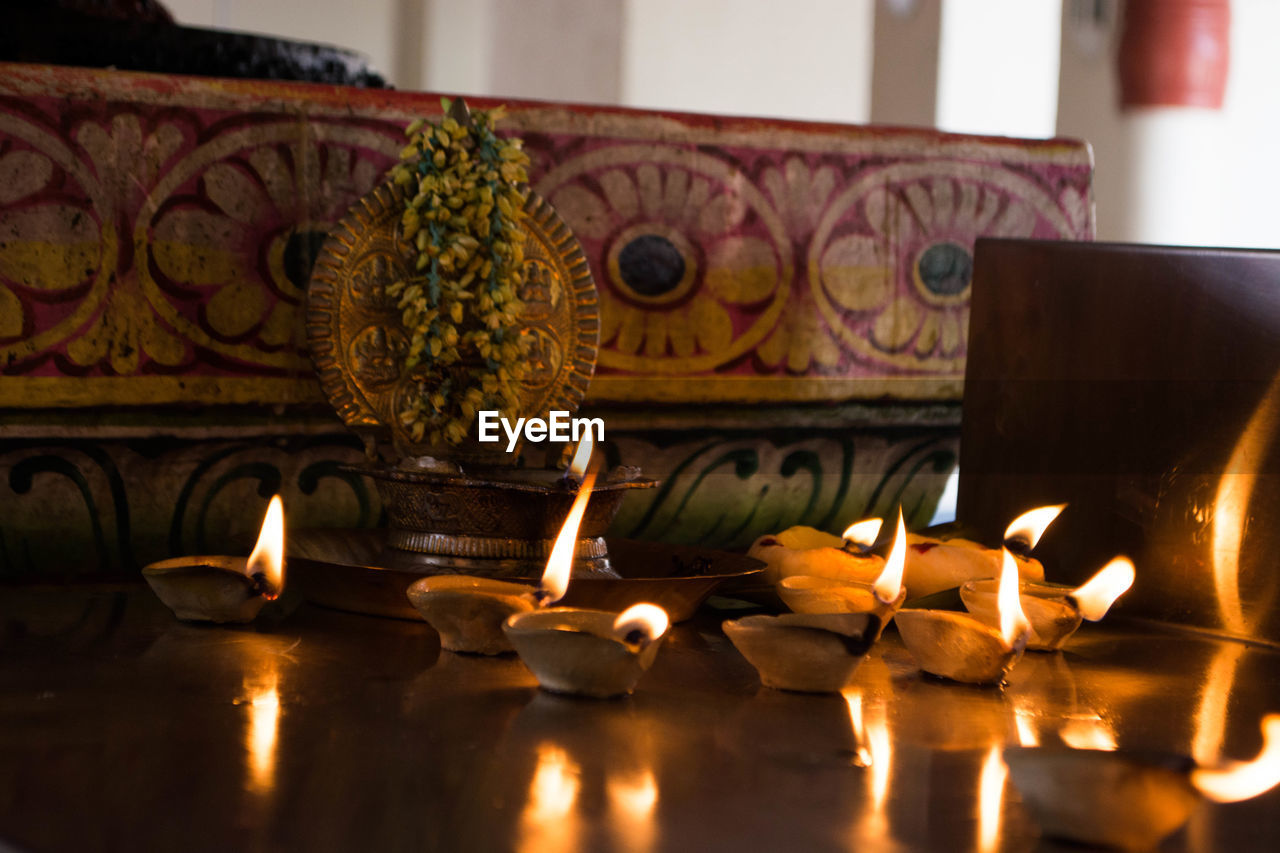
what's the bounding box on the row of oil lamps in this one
[141,441,1280,850]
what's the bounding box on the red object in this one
[1118,0,1230,109]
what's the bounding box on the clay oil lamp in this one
[407,445,597,655]
[895,548,1031,685]
[504,602,670,699]
[903,504,1063,599]
[747,518,885,587]
[142,495,285,624]
[722,608,882,693]
[777,510,909,635]
[1006,713,1280,851]
[960,556,1136,651]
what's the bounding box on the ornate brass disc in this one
[307,180,599,455]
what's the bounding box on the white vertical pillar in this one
[870,0,941,127]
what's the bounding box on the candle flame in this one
[611,603,670,644]
[1071,557,1136,621]
[1192,714,1280,803]
[997,548,1030,648]
[977,745,1007,853]
[842,517,882,550]
[246,494,285,596]
[540,470,597,604]
[1059,715,1118,751]
[568,433,594,479]
[873,510,907,603]
[1003,503,1066,550]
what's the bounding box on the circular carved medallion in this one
[307,180,599,454]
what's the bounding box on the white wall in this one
[1057,0,1280,248]
[621,0,874,123]
[936,0,1062,138]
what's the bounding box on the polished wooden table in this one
[2,585,1277,852]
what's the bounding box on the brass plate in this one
[306,180,599,452]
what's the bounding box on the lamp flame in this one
[1003,503,1066,551]
[568,433,594,479]
[842,517,883,550]
[872,510,907,603]
[997,548,1030,648]
[1192,714,1280,803]
[612,603,670,645]
[540,470,598,604]
[1071,557,1136,621]
[246,494,285,597]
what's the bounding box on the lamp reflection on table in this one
[518,742,582,853]
[977,745,1007,853]
[241,663,281,795]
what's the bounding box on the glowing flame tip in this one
[1072,557,1135,621]
[873,510,907,603]
[842,517,883,549]
[997,548,1030,648]
[1003,503,1066,550]
[540,471,598,604]
[612,603,669,644]
[246,494,285,596]
[568,434,594,479]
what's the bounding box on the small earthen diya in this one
[960,556,1135,651]
[407,462,598,655]
[895,548,1031,685]
[504,602,670,698]
[142,495,285,624]
[747,518,885,587]
[777,510,910,636]
[903,504,1063,598]
[722,612,882,693]
[1005,714,1280,851]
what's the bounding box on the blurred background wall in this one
[159,0,1280,249]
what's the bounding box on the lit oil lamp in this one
[895,548,1031,685]
[142,495,285,623]
[960,556,1136,651]
[1006,713,1280,851]
[504,602,671,698]
[722,611,882,693]
[903,504,1063,599]
[747,518,885,587]
[406,457,598,655]
[777,510,909,635]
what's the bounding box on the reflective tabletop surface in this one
[2,586,1278,852]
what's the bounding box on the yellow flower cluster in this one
[386,99,532,447]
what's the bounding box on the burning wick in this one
[841,517,882,556]
[247,494,286,599]
[1002,504,1065,559]
[611,603,670,648]
[872,511,907,605]
[535,468,599,607]
[1069,557,1135,622]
